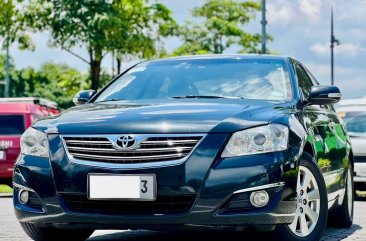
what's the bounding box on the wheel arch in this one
[303,141,315,158]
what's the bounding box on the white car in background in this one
[338,99,366,189]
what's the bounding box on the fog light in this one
[19,189,29,204]
[250,190,269,207]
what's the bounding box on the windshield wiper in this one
[170,95,244,99]
[96,98,126,103]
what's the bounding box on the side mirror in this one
[308,85,342,105]
[73,90,96,105]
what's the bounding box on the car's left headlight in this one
[222,124,289,157]
[20,128,49,158]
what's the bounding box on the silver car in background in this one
[338,99,366,189]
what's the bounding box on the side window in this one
[304,65,335,112]
[304,66,320,85]
[294,62,313,99]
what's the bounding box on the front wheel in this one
[20,222,94,241]
[275,153,328,241]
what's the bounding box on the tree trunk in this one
[90,59,101,91]
[90,46,103,91]
[116,57,122,74]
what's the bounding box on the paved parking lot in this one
[1,197,366,241]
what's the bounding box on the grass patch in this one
[0,184,13,194]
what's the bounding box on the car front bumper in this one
[13,133,300,230]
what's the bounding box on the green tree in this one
[174,0,263,55]
[16,63,89,109]
[23,0,121,90]
[24,0,176,89]
[0,54,17,97]
[0,0,33,97]
[109,0,177,74]
[0,0,33,50]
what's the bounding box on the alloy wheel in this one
[289,165,321,237]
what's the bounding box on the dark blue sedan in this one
[14,55,354,241]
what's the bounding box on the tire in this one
[328,163,354,228]
[20,222,94,241]
[275,152,328,241]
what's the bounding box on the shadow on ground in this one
[323,224,362,240]
[89,230,274,241]
[88,223,362,241]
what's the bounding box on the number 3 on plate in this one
[141,179,148,193]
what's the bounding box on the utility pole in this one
[261,0,267,54]
[330,6,340,85]
[5,39,10,97]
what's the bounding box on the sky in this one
[9,0,366,99]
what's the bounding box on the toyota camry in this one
[13,55,354,241]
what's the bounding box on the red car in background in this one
[0,98,59,184]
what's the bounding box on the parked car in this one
[14,55,353,241]
[337,99,366,190]
[0,98,59,184]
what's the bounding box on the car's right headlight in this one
[222,124,289,157]
[20,128,49,158]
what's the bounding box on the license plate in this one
[88,174,156,201]
[0,151,4,160]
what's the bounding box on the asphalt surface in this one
[1,197,366,241]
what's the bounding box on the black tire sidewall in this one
[276,152,328,241]
[329,162,354,227]
[20,222,94,241]
[342,163,354,222]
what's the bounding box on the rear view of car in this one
[0,98,59,184]
[338,99,366,189]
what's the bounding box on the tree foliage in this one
[0,53,93,109]
[23,0,176,90]
[0,0,33,50]
[110,0,177,74]
[173,0,262,55]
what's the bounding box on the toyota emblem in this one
[116,135,136,149]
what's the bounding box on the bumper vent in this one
[61,194,196,214]
[62,135,203,164]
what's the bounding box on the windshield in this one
[0,115,25,135]
[339,111,366,136]
[95,58,293,102]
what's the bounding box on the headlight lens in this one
[222,124,289,157]
[20,128,49,158]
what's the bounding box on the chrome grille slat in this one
[62,135,204,164]
[71,152,185,161]
[141,140,200,144]
[65,140,111,144]
[67,146,193,153]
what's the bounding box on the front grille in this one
[62,135,203,164]
[61,194,196,214]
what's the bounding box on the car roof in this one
[0,102,50,114]
[146,54,289,63]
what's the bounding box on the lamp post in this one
[330,6,340,85]
[5,39,10,97]
[261,0,267,54]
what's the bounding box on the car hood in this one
[34,99,294,134]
